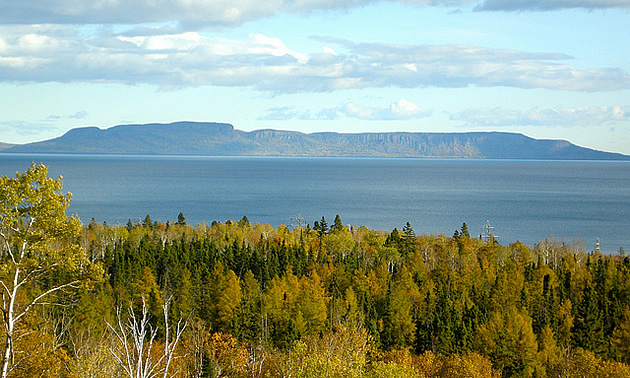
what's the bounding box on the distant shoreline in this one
[3,151,630,163]
[2,121,628,160]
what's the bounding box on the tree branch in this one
[13,280,80,324]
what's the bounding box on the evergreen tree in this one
[332,214,344,232]
[176,212,186,226]
[402,222,415,239]
[143,214,153,228]
[461,222,470,238]
[313,221,320,234]
[13,203,630,376]
[385,228,402,250]
[572,282,606,356]
[318,216,328,236]
[238,215,250,227]
[402,222,416,255]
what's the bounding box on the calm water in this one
[1,154,629,253]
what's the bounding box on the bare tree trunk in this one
[107,296,188,378]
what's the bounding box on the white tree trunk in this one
[107,296,187,378]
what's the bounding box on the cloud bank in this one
[475,0,630,11]
[2,0,629,27]
[1,27,628,93]
[260,100,432,121]
[342,100,432,120]
[450,105,630,127]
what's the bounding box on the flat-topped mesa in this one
[1,121,628,160]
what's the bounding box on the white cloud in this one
[322,46,338,56]
[342,100,432,120]
[250,34,309,63]
[118,32,201,50]
[1,0,627,28]
[475,0,630,11]
[259,105,340,121]
[0,26,628,93]
[259,100,431,121]
[258,106,313,120]
[450,105,630,127]
[0,1,395,26]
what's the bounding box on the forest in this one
[2,164,630,378]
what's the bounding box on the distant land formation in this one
[1,121,628,160]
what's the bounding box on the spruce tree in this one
[461,222,470,238]
[572,282,606,355]
[402,222,416,255]
[332,214,343,232]
[176,212,186,226]
[319,216,328,234]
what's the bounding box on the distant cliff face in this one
[2,121,628,160]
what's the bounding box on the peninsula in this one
[1,121,628,160]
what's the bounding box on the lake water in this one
[1,154,629,253]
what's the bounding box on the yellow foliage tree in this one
[205,332,247,377]
[0,164,94,378]
[275,326,372,378]
[475,306,538,377]
[438,352,501,378]
[611,306,630,364]
[298,271,329,337]
[209,264,241,334]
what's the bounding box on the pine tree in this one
[402,222,416,239]
[176,212,186,226]
[238,215,250,227]
[572,281,606,355]
[332,214,344,232]
[402,222,416,255]
[461,223,470,238]
[318,216,328,236]
[385,228,402,250]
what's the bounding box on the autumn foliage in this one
[3,166,630,377]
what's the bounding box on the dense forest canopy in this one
[2,165,630,377]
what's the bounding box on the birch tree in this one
[0,163,88,378]
[107,296,187,378]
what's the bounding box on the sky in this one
[0,0,629,154]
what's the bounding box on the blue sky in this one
[1,0,629,154]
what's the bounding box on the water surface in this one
[1,154,628,253]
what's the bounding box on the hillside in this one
[2,121,628,160]
[0,142,15,151]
